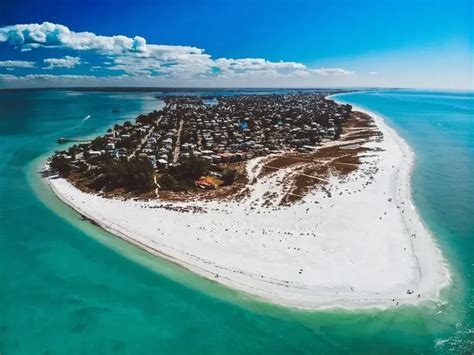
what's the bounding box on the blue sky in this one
[0,0,472,89]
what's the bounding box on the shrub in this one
[221,169,237,185]
[90,156,154,193]
[50,155,72,177]
[169,156,210,181]
[157,174,178,190]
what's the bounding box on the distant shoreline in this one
[45,100,451,310]
[0,86,389,94]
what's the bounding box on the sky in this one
[0,0,472,89]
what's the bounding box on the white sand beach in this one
[46,107,450,310]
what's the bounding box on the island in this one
[45,92,450,309]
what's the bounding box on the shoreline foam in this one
[45,105,451,310]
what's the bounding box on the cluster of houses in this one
[149,93,351,167]
[55,93,352,175]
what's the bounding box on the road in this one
[171,119,184,164]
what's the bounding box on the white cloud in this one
[0,74,101,86]
[311,68,355,76]
[0,60,35,68]
[212,58,311,79]
[0,73,96,80]
[215,58,306,72]
[43,56,81,69]
[369,71,378,75]
[0,22,147,54]
[0,22,356,85]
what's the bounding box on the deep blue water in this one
[0,89,472,354]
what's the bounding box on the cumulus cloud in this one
[311,68,355,76]
[0,74,103,87]
[0,22,152,54]
[43,56,81,69]
[0,60,35,68]
[215,58,306,72]
[0,74,17,80]
[0,73,96,81]
[0,22,356,85]
[0,73,159,88]
[0,22,212,76]
[212,58,312,79]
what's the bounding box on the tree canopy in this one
[89,156,154,193]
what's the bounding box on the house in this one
[88,150,102,156]
[157,159,168,169]
[211,155,222,163]
[195,176,217,189]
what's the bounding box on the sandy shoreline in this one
[45,105,451,310]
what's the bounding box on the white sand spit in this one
[46,107,450,310]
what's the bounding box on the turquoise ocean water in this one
[0,89,472,354]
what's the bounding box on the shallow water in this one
[0,89,472,354]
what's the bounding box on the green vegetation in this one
[157,157,238,191]
[157,174,179,191]
[170,157,211,181]
[136,110,160,125]
[50,155,72,177]
[90,136,108,151]
[221,169,237,185]
[88,156,154,193]
[158,157,211,191]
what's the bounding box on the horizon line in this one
[1,86,471,92]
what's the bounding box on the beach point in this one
[1,1,472,351]
[45,95,450,310]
